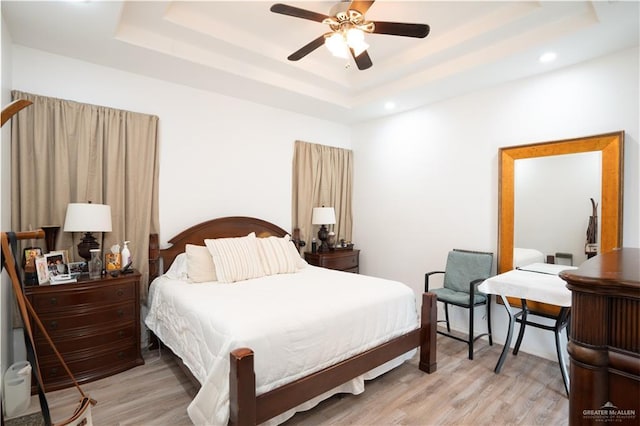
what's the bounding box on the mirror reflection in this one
[514,151,601,268]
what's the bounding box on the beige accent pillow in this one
[256,235,303,276]
[185,244,217,283]
[204,232,265,283]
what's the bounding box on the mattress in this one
[144,264,418,425]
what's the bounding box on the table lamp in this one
[311,207,336,252]
[63,202,112,262]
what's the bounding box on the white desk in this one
[478,263,577,396]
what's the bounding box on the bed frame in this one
[148,216,437,426]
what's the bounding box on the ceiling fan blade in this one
[270,3,329,23]
[372,21,430,38]
[351,49,373,70]
[349,0,375,14]
[288,35,326,61]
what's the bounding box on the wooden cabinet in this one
[24,272,144,391]
[304,249,360,273]
[560,248,639,425]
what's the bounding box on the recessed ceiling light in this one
[539,52,557,63]
[384,101,396,110]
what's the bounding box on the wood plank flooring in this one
[34,335,568,425]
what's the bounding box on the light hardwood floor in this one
[37,335,568,425]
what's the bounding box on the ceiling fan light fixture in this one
[325,32,349,58]
[346,28,369,56]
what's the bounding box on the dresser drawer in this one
[319,252,359,271]
[29,283,135,313]
[34,303,136,338]
[34,324,137,357]
[39,344,140,385]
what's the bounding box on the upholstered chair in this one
[425,249,494,360]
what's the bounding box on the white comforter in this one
[145,265,418,425]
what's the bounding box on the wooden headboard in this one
[149,216,291,282]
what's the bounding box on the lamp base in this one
[78,232,100,263]
[317,225,329,252]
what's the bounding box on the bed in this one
[513,247,545,268]
[145,216,436,425]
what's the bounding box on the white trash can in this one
[3,361,31,418]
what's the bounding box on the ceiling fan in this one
[270,1,430,70]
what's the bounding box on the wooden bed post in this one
[229,348,256,426]
[419,292,437,373]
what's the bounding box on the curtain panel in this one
[292,140,353,247]
[11,91,159,300]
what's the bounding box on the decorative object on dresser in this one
[304,248,360,273]
[41,225,60,253]
[63,202,113,262]
[560,248,639,425]
[311,206,336,252]
[24,270,144,391]
[22,246,43,286]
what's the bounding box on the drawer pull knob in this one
[50,321,58,330]
[117,351,124,359]
[50,367,58,376]
[117,309,124,317]
[118,330,124,338]
[116,289,124,297]
[50,297,57,305]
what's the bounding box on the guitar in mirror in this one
[498,131,624,313]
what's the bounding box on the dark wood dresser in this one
[304,249,360,273]
[560,248,639,425]
[24,271,144,391]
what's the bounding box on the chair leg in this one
[487,296,493,346]
[444,303,451,333]
[469,304,475,360]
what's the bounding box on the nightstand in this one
[24,271,144,391]
[304,249,360,273]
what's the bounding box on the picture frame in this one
[44,251,67,277]
[22,247,43,272]
[68,261,85,277]
[35,256,49,285]
[105,253,121,271]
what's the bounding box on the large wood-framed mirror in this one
[498,131,624,312]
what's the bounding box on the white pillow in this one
[164,253,187,280]
[186,244,217,283]
[256,235,303,275]
[204,232,265,283]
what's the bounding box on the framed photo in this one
[23,247,43,273]
[105,253,121,271]
[68,261,85,277]
[35,256,49,285]
[45,251,67,277]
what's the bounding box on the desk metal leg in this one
[513,298,528,355]
[494,295,515,373]
[555,307,570,396]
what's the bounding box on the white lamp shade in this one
[312,207,336,225]
[63,203,113,233]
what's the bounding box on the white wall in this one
[352,47,639,361]
[10,46,351,249]
[1,13,14,400]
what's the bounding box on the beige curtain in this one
[292,140,353,246]
[11,91,159,300]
